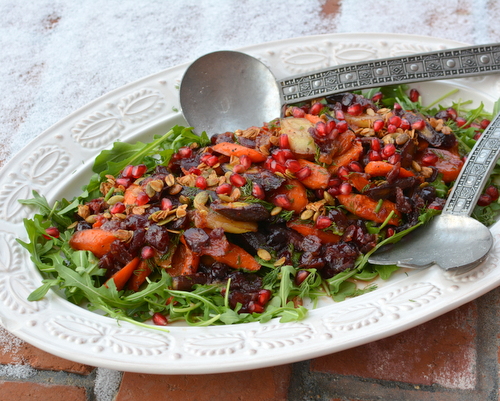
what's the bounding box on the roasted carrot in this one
[336,194,402,226]
[105,257,140,290]
[123,183,142,205]
[296,159,330,189]
[167,236,200,277]
[127,260,152,292]
[348,172,372,193]
[328,140,363,174]
[69,229,117,258]
[364,161,415,178]
[211,142,267,163]
[287,220,341,244]
[270,179,309,213]
[416,148,464,182]
[304,113,322,124]
[211,243,261,271]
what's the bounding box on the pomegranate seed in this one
[274,194,292,209]
[393,102,402,112]
[122,165,134,179]
[328,177,342,187]
[388,115,401,128]
[386,227,395,238]
[373,119,384,132]
[195,176,208,190]
[131,164,148,179]
[411,120,426,130]
[420,152,439,166]
[315,189,325,199]
[92,215,107,229]
[327,186,341,196]
[43,226,60,239]
[141,246,155,259]
[478,194,493,206]
[270,159,286,174]
[295,270,310,286]
[368,150,382,161]
[326,120,336,133]
[315,215,332,229]
[216,183,233,195]
[347,103,363,116]
[205,155,219,167]
[110,202,126,214]
[177,147,192,159]
[116,177,132,188]
[335,110,345,120]
[486,185,499,201]
[152,313,168,326]
[447,107,458,121]
[161,198,173,210]
[248,301,264,313]
[400,118,411,130]
[388,154,401,164]
[315,121,327,137]
[382,143,396,158]
[200,153,212,163]
[285,159,301,173]
[409,88,420,103]
[230,173,246,187]
[233,164,246,174]
[455,117,467,127]
[310,102,323,115]
[272,149,288,165]
[295,166,312,180]
[387,124,397,133]
[188,167,202,175]
[371,92,383,103]
[340,182,352,195]
[136,191,150,205]
[279,134,290,149]
[239,155,252,169]
[337,166,350,180]
[257,289,272,305]
[336,120,348,133]
[371,138,381,151]
[252,183,265,199]
[292,107,305,118]
[348,161,363,172]
[481,119,491,129]
[428,202,443,211]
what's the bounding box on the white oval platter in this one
[1,33,500,374]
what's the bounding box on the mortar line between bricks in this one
[0,367,98,401]
[474,289,500,400]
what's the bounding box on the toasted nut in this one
[271,206,282,216]
[421,166,433,178]
[441,126,452,134]
[78,204,90,219]
[301,209,314,220]
[274,257,286,267]
[395,133,410,145]
[179,195,191,205]
[313,210,321,222]
[382,134,395,144]
[257,248,272,261]
[168,184,183,195]
[145,184,157,198]
[366,108,376,116]
[103,212,111,219]
[85,215,97,224]
[165,174,176,187]
[176,204,188,218]
[230,187,241,201]
[217,194,232,202]
[114,213,127,220]
[193,191,209,209]
[411,160,422,172]
[149,179,164,192]
[114,229,134,242]
[323,191,335,205]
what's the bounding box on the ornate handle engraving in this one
[444,112,500,216]
[278,43,500,104]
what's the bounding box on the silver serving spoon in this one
[180,43,500,135]
[368,113,500,272]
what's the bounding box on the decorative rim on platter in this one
[1,33,500,374]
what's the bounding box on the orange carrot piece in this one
[69,229,117,258]
[328,140,363,175]
[416,148,464,183]
[336,194,402,226]
[123,183,143,205]
[167,236,200,277]
[105,257,141,290]
[212,243,261,271]
[287,220,341,244]
[364,161,415,178]
[296,159,330,189]
[271,179,308,213]
[127,260,152,292]
[304,113,322,124]
[348,172,372,193]
[211,142,267,163]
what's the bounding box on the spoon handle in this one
[278,43,500,104]
[443,111,500,216]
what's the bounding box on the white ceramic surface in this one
[1,33,500,374]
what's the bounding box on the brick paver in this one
[0,382,88,401]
